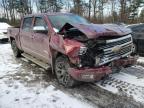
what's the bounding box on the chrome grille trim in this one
[97,34,133,66]
[103,41,132,52]
[106,34,132,43]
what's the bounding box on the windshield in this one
[48,14,90,30]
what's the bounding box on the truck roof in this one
[24,12,73,18]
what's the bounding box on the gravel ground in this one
[0,43,144,108]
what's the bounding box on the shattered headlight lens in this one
[79,46,87,55]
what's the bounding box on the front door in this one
[31,16,50,63]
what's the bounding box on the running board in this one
[22,53,50,70]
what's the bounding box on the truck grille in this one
[98,34,133,66]
[104,44,132,59]
[101,36,131,49]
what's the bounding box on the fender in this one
[49,33,84,73]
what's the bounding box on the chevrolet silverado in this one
[8,13,137,87]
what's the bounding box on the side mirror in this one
[33,26,48,34]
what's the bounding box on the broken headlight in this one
[78,44,103,68]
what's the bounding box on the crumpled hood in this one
[59,23,132,39]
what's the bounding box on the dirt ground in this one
[0,43,144,108]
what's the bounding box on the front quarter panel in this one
[50,34,84,64]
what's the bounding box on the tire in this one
[55,55,78,87]
[11,40,21,57]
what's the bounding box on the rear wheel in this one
[55,55,78,87]
[11,40,21,57]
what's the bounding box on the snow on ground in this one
[0,44,21,76]
[0,78,93,108]
[0,44,94,108]
[96,66,144,103]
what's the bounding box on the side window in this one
[34,17,48,30]
[22,17,33,32]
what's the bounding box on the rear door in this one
[20,17,33,54]
[31,16,50,63]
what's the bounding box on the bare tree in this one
[98,0,108,23]
[88,0,91,20]
[1,0,9,20]
[92,0,98,20]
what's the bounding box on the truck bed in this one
[7,27,20,39]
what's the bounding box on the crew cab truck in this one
[8,13,137,87]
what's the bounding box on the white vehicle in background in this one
[0,22,11,42]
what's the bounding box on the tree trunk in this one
[88,0,91,20]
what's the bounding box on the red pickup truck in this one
[8,13,137,87]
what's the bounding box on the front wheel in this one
[11,40,21,57]
[55,55,79,87]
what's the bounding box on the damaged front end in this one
[51,23,137,82]
[62,39,112,81]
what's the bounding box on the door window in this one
[22,17,33,32]
[34,17,48,30]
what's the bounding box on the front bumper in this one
[68,66,112,82]
[68,56,137,82]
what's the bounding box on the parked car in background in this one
[127,23,144,56]
[8,13,137,87]
[0,22,11,42]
